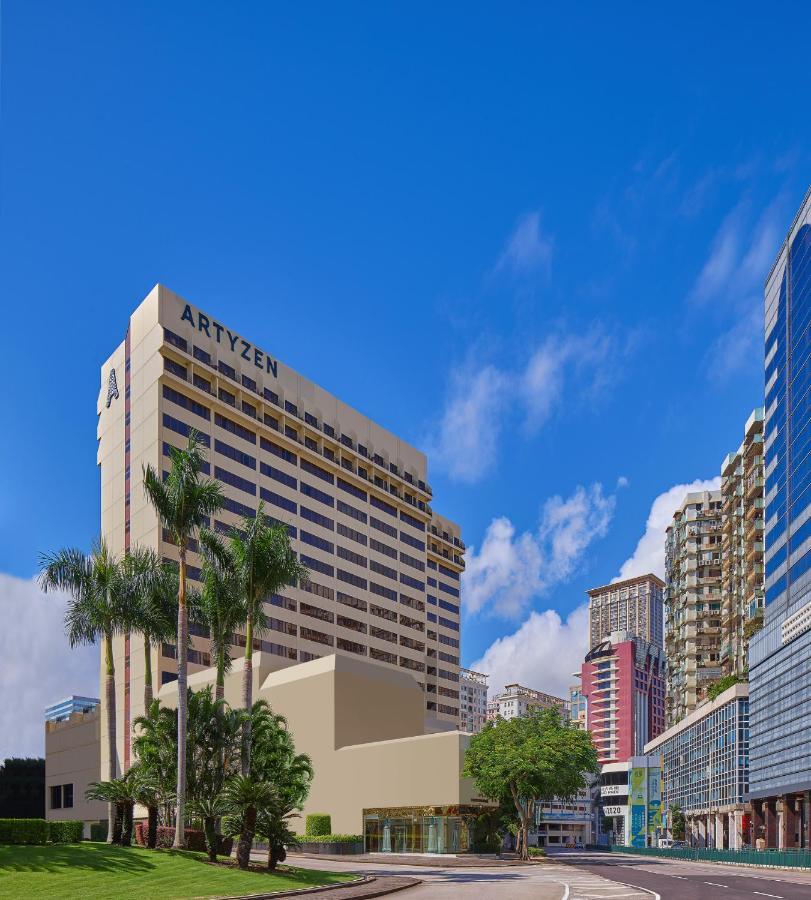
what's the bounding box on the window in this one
[400,531,425,551]
[337,591,367,612]
[264,388,279,405]
[338,477,367,501]
[301,530,334,554]
[400,657,425,673]
[300,554,334,577]
[400,511,425,532]
[163,414,210,446]
[242,401,256,418]
[164,329,188,352]
[337,637,366,655]
[193,345,212,366]
[301,506,334,531]
[338,568,367,590]
[301,459,334,484]
[337,499,367,524]
[305,436,318,451]
[193,373,212,394]
[302,580,334,601]
[370,495,396,516]
[223,496,256,518]
[337,545,367,567]
[370,581,397,602]
[370,559,397,580]
[242,374,257,392]
[399,593,424,612]
[300,627,334,646]
[218,387,236,406]
[337,522,366,545]
[400,613,424,632]
[285,424,299,441]
[301,601,334,624]
[371,603,397,622]
[261,436,296,464]
[323,423,335,438]
[439,598,459,614]
[215,466,256,495]
[285,400,298,416]
[400,551,425,572]
[163,385,210,421]
[260,488,296,514]
[268,593,297,612]
[50,785,63,809]
[370,625,397,644]
[370,537,396,559]
[218,360,236,380]
[370,647,397,665]
[261,462,297,489]
[301,482,334,507]
[304,411,318,427]
[215,439,256,469]
[164,357,187,380]
[337,614,367,634]
[265,413,279,430]
[439,564,459,581]
[400,573,424,591]
[215,413,256,444]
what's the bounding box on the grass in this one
[0,841,355,899]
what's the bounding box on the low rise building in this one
[45,703,106,838]
[595,756,663,847]
[51,653,494,850]
[459,668,488,734]
[532,787,593,848]
[486,683,565,722]
[645,683,750,849]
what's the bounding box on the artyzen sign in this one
[179,304,279,377]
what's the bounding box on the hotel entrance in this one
[363,806,484,854]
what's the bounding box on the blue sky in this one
[1,3,810,750]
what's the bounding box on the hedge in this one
[298,834,362,843]
[305,814,331,837]
[134,823,233,855]
[0,819,81,844]
[48,821,84,843]
[89,821,108,842]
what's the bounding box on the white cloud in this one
[471,604,590,699]
[495,211,554,277]
[429,364,510,484]
[431,328,619,482]
[462,483,616,619]
[0,572,99,760]
[617,475,630,489]
[615,477,721,582]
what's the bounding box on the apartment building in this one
[587,574,665,649]
[581,630,665,766]
[720,408,765,677]
[486,683,565,721]
[97,285,465,777]
[569,679,588,730]
[459,668,488,734]
[664,490,724,724]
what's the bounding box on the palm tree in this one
[86,775,140,846]
[222,775,277,869]
[127,764,162,849]
[198,530,245,700]
[132,698,177,826]
[123,548,178,708]
[188,794,228,862]
[39,540,131,843]
[227,503,306,774]
[142,432,223,848]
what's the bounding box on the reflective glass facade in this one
[363,807,476,853]
[750,189,811,799]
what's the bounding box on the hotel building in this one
[486,683,566,722]
[459,668,488,734]
[587,574,665,649]
[664,490,724,724]
[720,408,765,677]
[749,188,811,849]
[581,630,666,766]
[645,683,750,849]
[97,284,465,779]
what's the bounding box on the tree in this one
[462,707,598,860]
[0,758,44,818]
[86,774,141,846]
[250,700,313,870]
[222,775,277,869]
[132,699,177,826]
[198,530,245,700]
[124,548,178,709]
[142,432,224,847]
[669,803,686,841]
[224,504,306,774]
[39,540,132,843]
[186,687,245,807]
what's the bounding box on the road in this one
[551,848,811,900]
[283,853,659,898]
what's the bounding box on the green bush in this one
[528,846,546,857]
[89,821,108,842]
[299,834,362,843]
[305,814,332,837]
[0,818,50,844]
[48,820,84,843]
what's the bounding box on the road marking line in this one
[752,893,783,899]
[704,882,729,887]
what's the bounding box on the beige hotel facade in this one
[98,284,466,782]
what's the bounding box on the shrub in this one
[0,818,50,844]
[305,814,331,837]
[528,846,546,857]
[48,820,84,843]
[89,821,108,842]
[134,823,232,855]
[299,834,362,843]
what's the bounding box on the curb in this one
[222,875,422,900]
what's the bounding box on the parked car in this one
[671,840,688,849]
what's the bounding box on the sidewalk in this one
[284,852,546,868]
[229,873,420,899]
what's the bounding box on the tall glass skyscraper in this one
[748,188,811,849]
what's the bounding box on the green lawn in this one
[0,842,355,899]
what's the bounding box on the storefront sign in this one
[601,784,625,797]
[603,805,627,817]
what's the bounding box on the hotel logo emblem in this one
[106,368,120,408]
